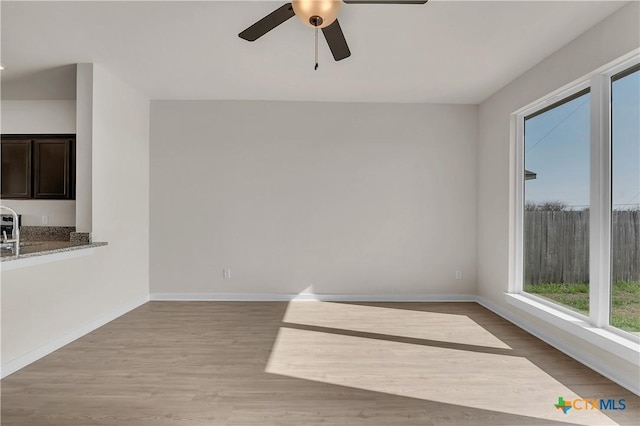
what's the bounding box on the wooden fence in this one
[524,210,640,285]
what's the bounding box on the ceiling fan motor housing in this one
[292,0,342,29]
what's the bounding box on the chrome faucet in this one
[0,206,20,255]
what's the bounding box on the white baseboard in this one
[476,296,640,396]
[149,293,477,302]
[1,295,150,379]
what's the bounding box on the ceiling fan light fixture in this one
[292,0,342,28]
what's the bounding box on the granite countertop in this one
[0,241,108,262]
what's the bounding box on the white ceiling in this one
[0,1,629,103]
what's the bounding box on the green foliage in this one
[525,283,589,294]
[524,201,569,211]
[611,312,640,332]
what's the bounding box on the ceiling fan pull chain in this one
[315,27,319,70]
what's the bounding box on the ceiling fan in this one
[239,0,429,67]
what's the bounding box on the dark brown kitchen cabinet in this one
[1,135,75,200]
[1,140,32,198]
[33,139,73,199]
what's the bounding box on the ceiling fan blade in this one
[343,0,428,4]
[239,3,295,41]
[322,20,351,61]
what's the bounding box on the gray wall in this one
[150,101,478,297]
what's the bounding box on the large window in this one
[516,56,640,337]
[523,90,591,315]
[611,65,640,333]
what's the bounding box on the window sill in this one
[505,292,639,365]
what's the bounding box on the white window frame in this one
[511,51,640,343]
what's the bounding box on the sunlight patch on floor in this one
[266,327,619,426]
[283,301,511,349]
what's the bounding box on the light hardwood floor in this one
[2,302,638,425]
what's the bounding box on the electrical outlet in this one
[223,268,231,279]
[455,270,462,280]
[42,215,49,225]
